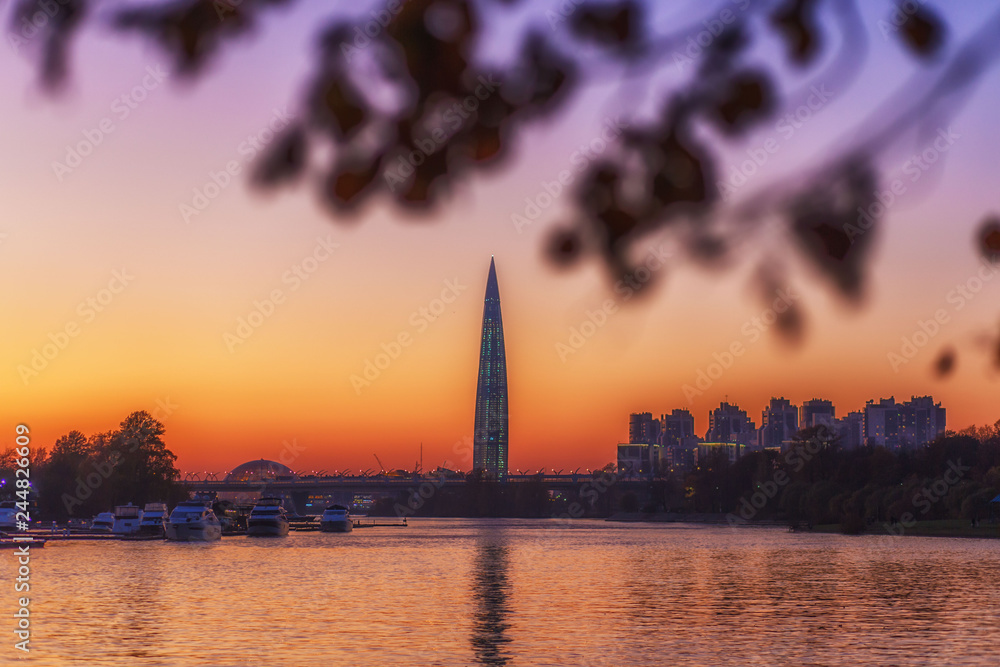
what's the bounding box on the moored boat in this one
[112,504,144,535]
[246,498,290,537]
[138,503,168,537]
[91,512,115,533]
[0,501,21,531]
[319,504,353,533]
[165,500,222,542]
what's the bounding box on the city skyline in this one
[627,394,948,448]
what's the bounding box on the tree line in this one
[667,423,1000,530]
[0,411,188,521]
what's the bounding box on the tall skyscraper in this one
[473,257,509,479]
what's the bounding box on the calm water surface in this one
[3,519,999,666]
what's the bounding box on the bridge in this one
[182,473,639,495]
[180,471,658,515]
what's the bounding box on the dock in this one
[353,519,407,528]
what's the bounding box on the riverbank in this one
[811,519,1000,540]
[606,514,1000,539]
[606,512,783,526]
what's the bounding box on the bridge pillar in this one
[289,491,310,515]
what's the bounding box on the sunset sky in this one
[3,1,999,475]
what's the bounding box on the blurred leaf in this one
[314,77,366,137]
[977,215,1000,264]
[708,70,775,135]
[546,227,582,266]
[895,4,945,58]
[13,0,88,89]
[253,126,307,186]
[770,0,821,65]
[650,131,714,209]
[757,267,805,345]
[789,162,878,301]
[569,1,641,53]
[325,158,382,211]
[934,347,955,377]
[114,0,286,76]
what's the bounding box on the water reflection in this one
[471,531,513,666]
[4,522,1000,665]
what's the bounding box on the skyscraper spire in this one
[473,257,508,479]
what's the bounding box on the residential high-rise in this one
[800,399,836,429]
[836,411,865,450]
[864,397,900,449]
[660,409,696,447]
[629,412,660,445]
[899,396,946,447]
[759,398,798,449]
[706,402,756,450]
[473,257,509,479]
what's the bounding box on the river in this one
[3,519,999,665]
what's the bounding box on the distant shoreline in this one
[605,513,1000,539]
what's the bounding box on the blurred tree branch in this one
[10,0,1000,371]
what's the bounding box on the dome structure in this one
[225,459,297,482]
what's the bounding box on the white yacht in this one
[138,503,168,537]
[165,501,222,542]
[246,498,290,537]
[112,504,144,535]
[91,512,115,533]
[320,504,353,533]
[0,501,19,530]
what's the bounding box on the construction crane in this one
[373,454,386,473]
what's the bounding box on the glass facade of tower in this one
[473,257,508,479]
